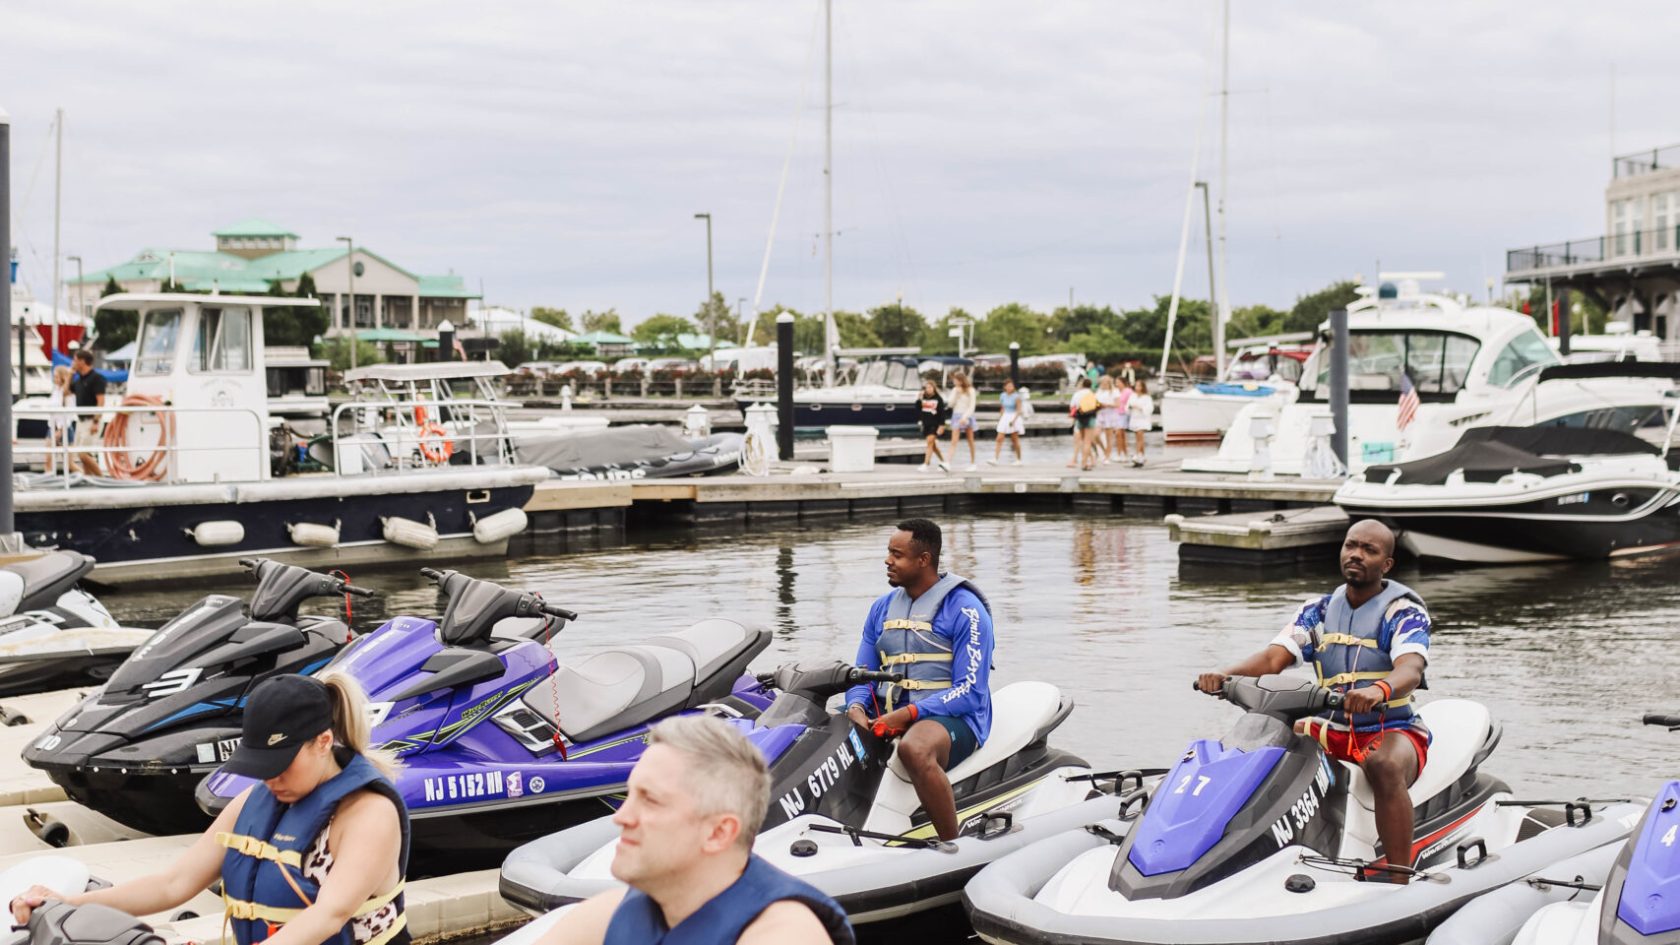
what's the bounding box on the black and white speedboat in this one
[0,550,154,696]
[1335,425,1680,564]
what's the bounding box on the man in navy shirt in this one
[845,519,995,841]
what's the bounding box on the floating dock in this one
[1167,504,1350,566]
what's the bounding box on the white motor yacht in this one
[1182,280,1676,477]
[1159,336,1313,444]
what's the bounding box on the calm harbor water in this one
[97,511,1678,941]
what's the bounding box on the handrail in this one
[328,397,517,476]
[11,403,268,488]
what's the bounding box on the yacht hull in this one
[735,398,919,431]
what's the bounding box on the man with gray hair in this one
[540,714,854,944]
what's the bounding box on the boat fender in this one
[471,508,528,544]
[187,521,245,547]
[382,514,439,551]
[287,521,341,548]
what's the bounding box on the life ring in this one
[103,394,174,481]
[417,422,454,464]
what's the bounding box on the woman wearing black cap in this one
[10,673,410,945]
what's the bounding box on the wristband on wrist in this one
[908,704,919,722]
[1374,680,1393,702]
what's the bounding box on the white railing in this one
[11,404,269,489]
[329,397,518,476]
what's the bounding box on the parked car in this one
[646,357,700,375]
[556,360,609,376]
[516,360,564,377]
[612,357,649,373]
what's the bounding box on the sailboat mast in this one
[1213,1,1230,377]
[52,107,62,358]
[822,0,836,386]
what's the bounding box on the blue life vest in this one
[219,752,411,945]
[874,573,990,710]
[603,854,853,945]
[1313,580,1429,736]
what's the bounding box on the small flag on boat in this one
[1396,372,1419,431]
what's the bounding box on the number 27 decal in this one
[1175,774,1213,797]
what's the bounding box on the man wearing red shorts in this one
[1196,520,1430,881]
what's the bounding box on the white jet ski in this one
[1429,712,1679,945]
[963,675,1643,945]
[501,661,1150,926]
[0,551,153,697]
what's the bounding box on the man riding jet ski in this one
[500,660,1133,925]
[23,558,374,835]
[198,566,775,875]
[1426,713,1676,945]
[0,550,154,698]
[1197,519,1430,880]
[961,675,1641,945]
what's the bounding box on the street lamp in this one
[336,236,356,370]
[66,254,82,348]
[736,297,746,346]
[694,212,714,362]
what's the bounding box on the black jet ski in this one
[21,558,373,836]
[0,551,156,697]
[963,675,1640,945]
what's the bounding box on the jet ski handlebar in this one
[239,558,380,622]
[1643,713,1680,729]
[421,567,577,645]
[753,662,903,695]
[1199,675,1344,718]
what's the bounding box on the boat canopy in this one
[345,361,511,383]
[1364,425,1659,485]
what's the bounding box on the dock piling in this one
[0,106,14,536]
[776,312,794,460]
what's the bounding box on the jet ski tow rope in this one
[1523,874,1602,895]
[1294,854,1449,884]
[806,823,958,854]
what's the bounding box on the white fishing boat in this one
[1159,334,1313,444]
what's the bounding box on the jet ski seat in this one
[1342,699,1493,845]
[4,551,94,613]
[522,618,768,745]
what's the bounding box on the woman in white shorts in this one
[1126,378,1154,467]
[990,379,1025,465]
[947,371,980,471]
[1094,375,1128,464]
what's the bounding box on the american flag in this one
[1396,372,1419,431]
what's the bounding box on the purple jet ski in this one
[196,566,773,874]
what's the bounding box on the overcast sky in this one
[4,2,1675,325]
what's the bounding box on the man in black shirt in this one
[70,349,107,476]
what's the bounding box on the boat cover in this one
[515,426,735,476]
[1365,426,1657,486]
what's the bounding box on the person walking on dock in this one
[917,378,949,473]
[947,371,980,471]
[990,378,1025,465]
[1193,520,1431,883]
[1125,378,1153,468]
[47,365,71,475]
[1067,377,1099,470]
[70,349,107,477]
[1095,375,1127,465]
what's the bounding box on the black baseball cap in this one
[221,675,334,779]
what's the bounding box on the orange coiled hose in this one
[102,394,174,481]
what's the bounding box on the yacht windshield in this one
[134,308,184,376]
[1487,331,1562,387]
[855,360,919,390]
[1308,330,1481,401]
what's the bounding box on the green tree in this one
[1284,280,1360,334]
[919,308,969,355]
[497,329,532,367]
[262,273,331,347]
[1225,303,1289,342]
[632,313,697,352]
[975,302,1049,355]
[1048,304,1122,344]
[581,308,623,334]
[692,291,740,347]
[318,336,384,371]
[530,307,573,332]
[832,310,881,348]
[93,276,138,349]
[1119,296,1213,356]
[868,303,926,348]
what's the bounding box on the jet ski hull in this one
[965,801,1644,945]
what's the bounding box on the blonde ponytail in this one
[320,672,401,778]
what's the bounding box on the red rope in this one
[329,569,354,624]
[538,595,567,760]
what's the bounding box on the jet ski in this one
[0,550,154,697]
[22,558,373,835]
[1428,713,1675,945]
[197,566,774,875]
[963,675,1640,945]
[500,661,1139,926]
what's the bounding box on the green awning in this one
[355,328,424,343]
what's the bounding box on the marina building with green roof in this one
[68,219,480,342]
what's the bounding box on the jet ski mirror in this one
[1218,674,1343,721]
[1642,712,1680,731]
[239,558,377,624]
[420,567,577,647]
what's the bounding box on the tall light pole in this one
[67,255,82,345]
[336,236,357,370]
[694,212,714,363]
[51,108,62,359]
[736,296,746,346]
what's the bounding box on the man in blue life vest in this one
[845,518,995,842]
[1195,519,1431,881]
[537,715,853,945]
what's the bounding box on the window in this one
[191,306,253,373]
[134,308,183,376]
[1311,331,1482,400]
[1614,199,1630,256]
[1486,330,1561,387]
